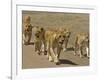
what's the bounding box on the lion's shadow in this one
[29,42,34,45]
[67,47,74,51]
[60,59,78,65]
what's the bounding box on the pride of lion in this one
[23,16,89,65]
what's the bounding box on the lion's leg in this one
[23,34,25,44]
[49,46,60,64]
[41,42,44,52]
[57,47,62,59]
[38,40,42,55]
[23,31,27,45]
[45,42,49,58]
[55,47,62,65]
[27,32,32,44]
[47,43,56,62]
[48,55,53,62]
[24,31,28,45]
[45,42,53,62]
[43,40,47,55]
[74,37,78,56]
[34,41,37,52]
[46,39,53,61]
[34,40,42,55]
[63,38,68,52]
[48,47,54,62]
[74,43,78,56]
[79,46,83,58]
[86,47,89,58]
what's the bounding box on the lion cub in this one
[33,26,46,55]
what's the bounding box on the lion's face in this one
[84,35,89,42]
[62,28,71,38]
[57,28,71,44]
[56,33,66,46]
[83,34,89,47]
[33,26,45,39]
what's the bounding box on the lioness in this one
[44,29,66,65]
[59,28,71,51]
[23,16,33,45]
[74,33,89,58]
[33,26,46,55]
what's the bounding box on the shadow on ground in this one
[67,47,74,51]
[60,59,78,65]
[29,42,34,45]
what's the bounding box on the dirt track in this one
[22,11,89,69]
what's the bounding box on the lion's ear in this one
[41,27,44,31]
[67,31,71,37]
[53,34,57,40]
[55,34,60,39]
